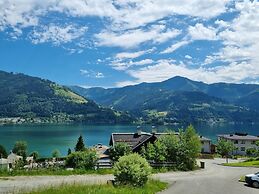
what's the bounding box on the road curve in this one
[154,158,258,194]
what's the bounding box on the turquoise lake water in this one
[0,123,258,157]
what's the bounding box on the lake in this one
[0,123,259,157]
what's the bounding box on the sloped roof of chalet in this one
[111,132,152,148]
[199,136,211,141]
[110,132,177,151]
[218,134,259,141]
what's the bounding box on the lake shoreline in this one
[1,117,258,127]
[1,123,258,158]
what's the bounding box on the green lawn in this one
[223,160,259,167]
[0,168,113,177]
[25,179,168,194]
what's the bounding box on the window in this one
[241,140,245,144]
[240,147,246,151]
[234,140,238,144]
[251,141,256,145]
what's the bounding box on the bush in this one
[30,151,39,160]
[246,148,257,157]
[66,150,98,170]
[0,144,8,158]
[141,125,201,171]
[109,143,132,162]
[114,153,152,187]
[13,141,27,161]
[52,149,61,158]
[141,141,167,162]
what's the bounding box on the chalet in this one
[109,131,212,153]
[109,131,169,152]
[7,152,23,168]
[218,133,259,155]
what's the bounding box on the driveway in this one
[0,158,258,194]
[155,158,258,194]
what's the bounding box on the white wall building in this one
[218,133,259,155]
[7,152,23,168]
[200,136,211,153]
[0,158,9,170]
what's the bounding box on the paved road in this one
[155,158,259,194]
[0,158,258,194]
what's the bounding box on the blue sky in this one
[0,0,258,88]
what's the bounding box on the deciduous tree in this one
[217,139,235,163]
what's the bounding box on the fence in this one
[148,161,176,168]
[96,160,112,169]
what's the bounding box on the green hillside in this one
[69,77,259,124]
[0,71,133,124]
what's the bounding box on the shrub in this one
[66,150,98,170]
[30,151,40,160]
[13,141,27,160]
[141,141,167,162]
[141,125,201,171]
[114,153,152,187]
[109,142,132,162]
[246,148,257,157]
[0,145,8,158]
[52,149,61,158]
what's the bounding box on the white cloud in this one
[188,23,218,40]
[133,59,154,66]
[112,0,231,29]
[161,40,189,54]
[161,23,218,55]
[118,59,258,86]
[115,48,155,60]
[80,69,89,74]
[115,80,139,87]
[185,55,192,59]
[205,0,259,81]
[80,69,105,78]
[111,58,154,71]
[95,25,180,48]
[29,24,87,45]
[0,0,231,47]
[95,72,105,78]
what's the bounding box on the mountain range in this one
[69,76,259,124]
[0,71,132,124]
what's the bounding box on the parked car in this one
[245,172,259,188]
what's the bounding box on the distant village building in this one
[94,144,109,160]
[200,136,212,153]
[218,133,259,155]
[94,144,112,169]
[7,152,23,168]
[109,131,212,153]
[0,158,9,170]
